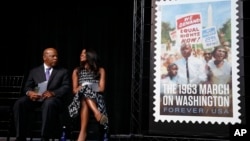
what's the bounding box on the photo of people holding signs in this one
[153,0,240,124]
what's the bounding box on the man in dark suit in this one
[13,48,71,141]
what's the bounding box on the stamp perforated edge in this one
[152,0,241,124]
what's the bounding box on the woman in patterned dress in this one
[71,48,108,141]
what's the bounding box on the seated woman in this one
[69,48,109,141]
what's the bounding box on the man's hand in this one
[27,91,42,101]
[42,91,55,99]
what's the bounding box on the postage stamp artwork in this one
[152,0,240,124]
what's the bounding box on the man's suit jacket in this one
[24,64,71,99]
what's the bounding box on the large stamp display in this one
[152,0,240,124]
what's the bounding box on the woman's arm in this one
[72,68,82,94]
[98,67,106,92]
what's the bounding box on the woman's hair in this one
[78,48,101,75]
[212,45,228,59]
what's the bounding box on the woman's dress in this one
[68,69,108,121]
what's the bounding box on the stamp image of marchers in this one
[152,0,240,124]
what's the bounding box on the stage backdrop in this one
[149,0,244,138]
[0,1,134,135]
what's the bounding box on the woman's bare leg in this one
[77,100,89,141]
[85,98,107,124]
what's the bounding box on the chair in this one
[0,75,24,141]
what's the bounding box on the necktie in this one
[45,68,51,81]
[186,58,190,83]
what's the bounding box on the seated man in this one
[13,47,71,141]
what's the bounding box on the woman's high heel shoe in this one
[99,114,108,125]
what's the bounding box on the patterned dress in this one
[68,69,108,121]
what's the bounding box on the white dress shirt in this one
[174,56,207,84]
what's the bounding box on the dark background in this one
[0,1,134,135]
[0,0,249,140]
